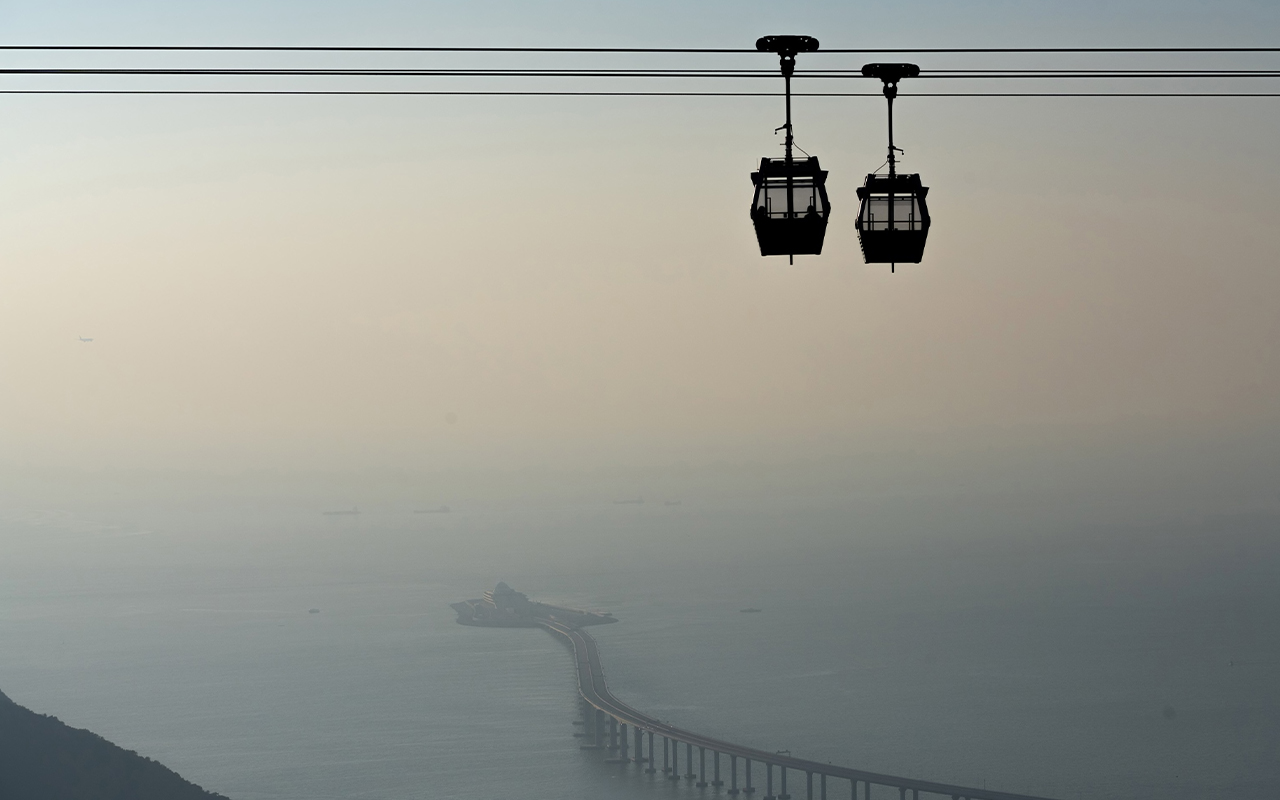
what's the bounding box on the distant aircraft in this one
[78,336,94,342]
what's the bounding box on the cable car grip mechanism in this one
[862,63,920,178]
[756,36,820,168]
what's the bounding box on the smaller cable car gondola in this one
[751,35,830,263]
[856,63,931,271]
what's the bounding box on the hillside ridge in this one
[0,688,230,800]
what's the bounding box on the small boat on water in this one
[322,507,360,516]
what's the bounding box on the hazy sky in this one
[1,1,1278,482]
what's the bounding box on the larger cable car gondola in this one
[751,35,830,263]
[856,63,931,271]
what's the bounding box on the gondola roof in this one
[754,156,826,179]
[856,173,928,197]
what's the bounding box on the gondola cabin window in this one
[756,179,828,219]
[859,195,925,231]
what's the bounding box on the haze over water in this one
[2,458,1278,800]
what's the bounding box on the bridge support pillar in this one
[669,739,681,780]
[713,750,723,787]
[608,717,618,751]
[663,737,670,774]
[633,726,644,763]
[765,762,775,800]
[780,765,789,800]
[595,710,605,748]
[697,746,708,787]
[745,758,755,794]
[820,773,826,800]
[728,755,739,794]
[686,742,696,780]
[645,732,656,773]
[807,771,813,800]
[579,705,599,750]
[619,722,628,758]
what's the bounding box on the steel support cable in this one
[2,45,1280,53]
[3,68,1280,78]
[928,69,1280,75]
[3,89,1279,97]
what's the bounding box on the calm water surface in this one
[1,497,1276,800]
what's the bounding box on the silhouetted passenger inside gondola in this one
[750,35,829,261]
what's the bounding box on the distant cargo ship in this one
[322,507,361,516]
[451,583,617,629]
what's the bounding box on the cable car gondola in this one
[751,35,830,263]
[856,63,931,271]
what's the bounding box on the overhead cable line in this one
[3,90,1278,97]
[4,68,1280,78]
[5,45,1278,97]
[2,45,1280,53]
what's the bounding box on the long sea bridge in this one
[539,617,1061,800]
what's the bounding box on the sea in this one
[1,491,1277,800]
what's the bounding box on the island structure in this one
[451,582,617,628]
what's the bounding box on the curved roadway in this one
[539,618,1062,800]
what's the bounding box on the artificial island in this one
[451,582,617,628]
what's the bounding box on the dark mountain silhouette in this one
[0,688,230,800]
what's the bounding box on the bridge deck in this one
[538,619,1063,800]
